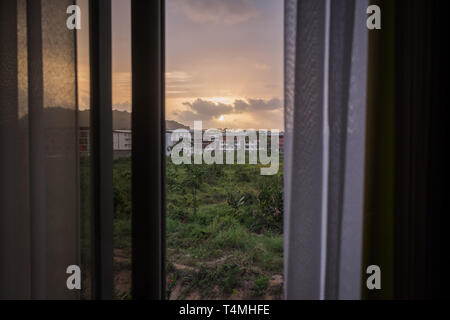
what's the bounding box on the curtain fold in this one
[0,0,31,299]
[335,0,368,299]
[284,0,368,299]
[284,0,327,300]
[0,0,79,299]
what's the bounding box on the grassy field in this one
[112,156,284,300]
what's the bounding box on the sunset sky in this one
[78,0,283,129]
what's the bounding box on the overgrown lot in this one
[112,156,284,299]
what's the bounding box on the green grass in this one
[112,156,284,299]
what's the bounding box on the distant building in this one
[166,130,285,155]
[80,128,284,157]
[113,130,132,158]
[79,128,132,158]
[165,130,177,155]
[79,127,90,155]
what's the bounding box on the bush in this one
[252,276,269,296]
[113,159,131,219]
[167,203,188,221]
[206,163,225,184]
[212,225,252,250]
[187,223,210,241]
[218,263,241,293]
[166,217,181,235]
[227,190,246,210]
[252,176,283,233]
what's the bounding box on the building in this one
[165,129,285,155]
[113,130,132,158]
[81,128,284,157]
[79,127,90,155]
[79,128,132,158]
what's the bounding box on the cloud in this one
[173,0,259,24]
[166,71,192,84]
[166,71,194,96]
[181,99,234,121]
[177,98,283,123]
[234,98,283,112]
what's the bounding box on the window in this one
[165,0,284,300]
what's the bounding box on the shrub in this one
[206,163,225,184]
[166,217,181,234]
[235,204,258,229]
[183,223,211,242]
[212,225,252,250]
[167,203,188,221]
[227,190,246,210]
[252,276,269,297]
[113,159,131,219]
[253,175,284,233]
[218,263,241,293]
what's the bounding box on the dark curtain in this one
[362,0,449,300]
[393,0,449,300]
[0,0,79,299]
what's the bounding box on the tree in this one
[182,164,207,216]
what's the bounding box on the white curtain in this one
[284,0,368,300]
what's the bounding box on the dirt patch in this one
[265,275,284,300]
[173,263,196,272]
[168,261,284,300]
[168,282,184,300]
[114,269,131,298]
[113,249,132,298]
[114,249,131,265]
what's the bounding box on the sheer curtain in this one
[0,0,78,299]
[284,0,368,300]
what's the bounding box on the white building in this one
[113,130,132,158]
[165,130,284,156]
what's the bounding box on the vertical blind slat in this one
[90,0,114,300]
[131,0,165,300]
